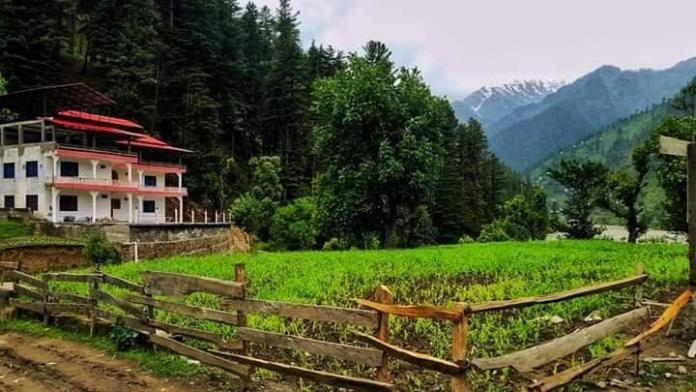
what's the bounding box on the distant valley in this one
[455,58,696,172]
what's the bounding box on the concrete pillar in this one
[174,209,178,223]
[138,170,144,186]
[127,164,133,184]
[90,191,98,223]
[91,160,99,179]
[40,120,46,142]
[52,156,60,178]
[204,210,208,223]
[1,126,5,146]
[51,188,60,223]
[191,209,195,223]
[136,196,143,223]
[17,125,23,146]
[178,196,184,224]
[128,193,133,224]
[177,173,182,189]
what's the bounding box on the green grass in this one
[0,219,34,239]
[48,240,688,390]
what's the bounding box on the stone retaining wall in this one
[120,233,232,261]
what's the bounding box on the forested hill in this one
[489,58,696,171]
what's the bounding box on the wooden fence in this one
[2,262,686,391]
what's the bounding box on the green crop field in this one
[52,240,689,390]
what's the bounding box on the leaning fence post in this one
[41,275,49,326]
[89,265,100,337]
[635,263,644,308]
[374,285,393,383]
[451,305,470,392]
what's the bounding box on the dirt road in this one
[0,333,208,392]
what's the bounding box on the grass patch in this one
[0,219,34,240]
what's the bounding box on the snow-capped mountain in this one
[452,80,564,136]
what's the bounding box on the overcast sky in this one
[251,0,696,100]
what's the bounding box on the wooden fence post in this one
[635,263,644,308]
[41,275,49,326]
[233,263,251,389]
[374,285,393,383]
[90,265,100,337]
[451,306,470,392]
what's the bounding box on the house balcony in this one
[49,177,139,193]
[136,185,188,197]
[55,144,139,165]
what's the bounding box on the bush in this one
[270,197,319,250]
[229,194,268,236]
[109,324,140,351]
[322,237,349,251]
[83,233,121,265]
[477,221,511,243]
[458,235,474,244]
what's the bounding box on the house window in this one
[3,163,15,179]
[112,170,119,180]
[4,195,14,208]
[144,175,157,187]
[143,200,156,213]
[60,161,79,177]
[26,195,38,211]
[25,161,38,178]
[59,195,78,212]
[111,199,121,210]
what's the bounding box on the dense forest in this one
[0,0,536,249]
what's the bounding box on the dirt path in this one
[0,333,208,392]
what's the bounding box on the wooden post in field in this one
[374,285,393,383]
[41,275,49,326]
[233,263,251,389]
[660,136,696,288]
[89,264,100,336]
[635,263,644,308]
[451,305,470,392]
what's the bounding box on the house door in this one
[111,198,121,219]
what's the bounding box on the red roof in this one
[57,110,143,131]
[47,118,143,138]
[116,139,193,153]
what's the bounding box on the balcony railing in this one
[51,177,139,189]
[137,185,188,196]
[57,144,138,159]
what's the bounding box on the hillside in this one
[532,102,674,228]
[452,80,562,136]
[489,58,696,171]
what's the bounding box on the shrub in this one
[477,221,511,243]
[270,197,319,250]
[109,324,140,351]
[322,237,349,251]
[458,235,474,244]
[83,233,121,265]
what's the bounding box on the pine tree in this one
[83,0,160,123]
[265,0,311,199]
[459,118,488,235]
[0,0,69,90]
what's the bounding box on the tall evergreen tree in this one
[265,0,311,199]
[0,0,69,90]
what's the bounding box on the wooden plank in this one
[10,298,43,313]
[43,273,99,283]
[374,285,393,383]
[126,294,238,326]
[473,307,650,372]
[659,135,689,157]
[625,288,692,347]
[353,331,462,375]
[14,284,43,301]
[92,289,145,318]
[50,291,92,305]
[209,349,394,392]
[10,270,46,290]
[150,333,249,378]
[143,271,244,297]
[101,274,143,292]
[355,299,466,322]
[451,314,469,392]
[236,327,383,367]
[225,298,377,327]
[528,344,640,392]
[148,319,243,351]
[93,309,154,334]
[0,261,19,269]
[9,299,90,316]
[469,274,648,314]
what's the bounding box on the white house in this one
[0,110,190,224]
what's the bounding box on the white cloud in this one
[251,0,696,99]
